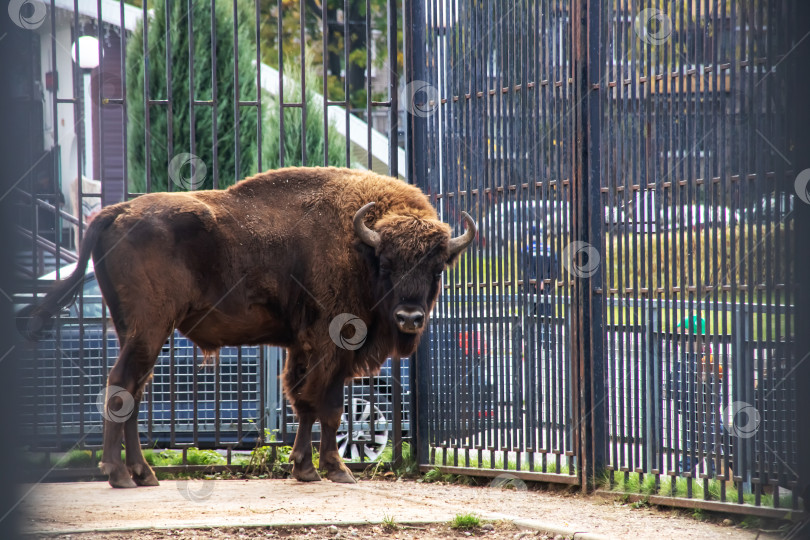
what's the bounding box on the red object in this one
[458,331,487,355]
[45,71,58,92]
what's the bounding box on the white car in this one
[662,204,740,230]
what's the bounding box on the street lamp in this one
[71,33,100,183]
[71,35,100,70]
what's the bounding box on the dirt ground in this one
[22,477,790,540]
[31,522,528,540]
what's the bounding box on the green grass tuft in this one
[423,466,444,483]
[375,441,418,477]
[382,514,398,532]
[54,449,96,468]
[450,513,481,530]
[185,447,226,466]
[430,446,571,475]
[245,443,292,478]
[640,473,658,495]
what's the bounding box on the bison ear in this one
[445,249,464,268]
[354,239,380,274]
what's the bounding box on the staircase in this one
[14,186,80,285]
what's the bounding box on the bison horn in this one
[448,211,477,255]
[354,202,381,248]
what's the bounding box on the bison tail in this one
[17,208,119,341]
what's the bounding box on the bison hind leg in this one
[125,416,159,486]
[100,326,170,489]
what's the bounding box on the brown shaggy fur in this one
[24,166,474,487]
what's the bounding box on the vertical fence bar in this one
[792,0,810,508]
[477,0,492,470]
[343,0,350,167]
[277,0,284,168]
[210,0,219,189]
[573,0,606,491]
[298,0,306,166]
[427,0,440,467]
[321,0,329,166]
[365,0,371,171]
[493,0,506,462]
[587,0,606,491]
[387,0,401,467]
[187,1,201,449]
[404,0,429,466]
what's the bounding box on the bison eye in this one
[434,273,443,281]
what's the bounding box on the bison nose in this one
[395,308,425,333]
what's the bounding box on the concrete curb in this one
[512,518,613,540]
[24,519,441,536]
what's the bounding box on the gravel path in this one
[22,477,786,539]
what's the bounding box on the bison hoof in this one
[102,464,138,489]
[327,469,357,484]
[291,465,322,482]
[130,466,160,487]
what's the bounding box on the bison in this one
[23,166,476,487]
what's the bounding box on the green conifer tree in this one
[126,0,258,192]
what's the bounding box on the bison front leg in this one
[289,409,321,482]
[283,350,322,481]
[319,409,356,483]
[319,378,356,484]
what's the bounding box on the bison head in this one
[353,202,476,356]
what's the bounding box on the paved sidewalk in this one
[24,479,479,533]
[21,479,778,539]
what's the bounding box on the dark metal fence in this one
[9,0,809,518]
[13,0,405,471]
[406,0,808,517]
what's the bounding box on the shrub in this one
[261,54,347,169]
[603,224,792,294]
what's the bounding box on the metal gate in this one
[406,0,809,517]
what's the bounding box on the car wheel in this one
[336,397,389,461]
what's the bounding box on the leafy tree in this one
[127,0,258,192]
[259,0,402,111]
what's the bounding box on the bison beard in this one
[21,167,476,487]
